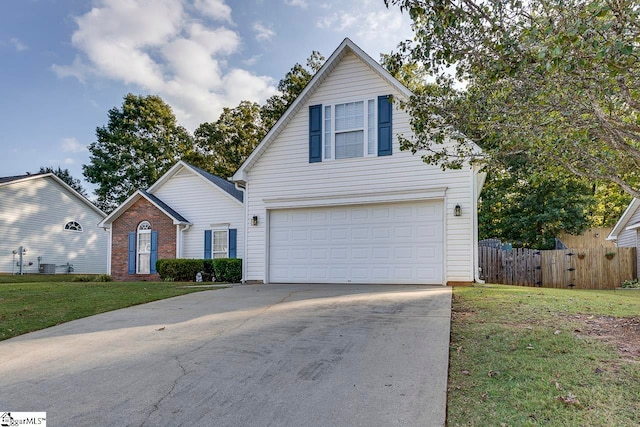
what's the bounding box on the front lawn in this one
[448,285,640,426]
[0,278,214,340]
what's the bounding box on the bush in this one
[72,275,93,282]
[94,274,113,282]
[156,259,207,282]
[156,259,242,282]
[212,258,242,283]
[621,279,640,289]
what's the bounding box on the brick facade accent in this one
[111,197,176,281]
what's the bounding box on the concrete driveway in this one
[0,284,452,426]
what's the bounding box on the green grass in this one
[0,279,215,340]
[0,274,76,283]
[448,285,640,426]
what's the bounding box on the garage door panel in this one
[269,201,443,284]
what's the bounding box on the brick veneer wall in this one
[111,197,176,281]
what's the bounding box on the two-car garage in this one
[268,200,444,284]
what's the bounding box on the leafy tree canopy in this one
[83,94,193,213]
[479,155,594,248]
[192,51,325,178]
[37,166,88,198]
[385,0,640,197]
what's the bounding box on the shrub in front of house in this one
[212,258,242,283]
[156,259,206,282]
[156,259,242,283]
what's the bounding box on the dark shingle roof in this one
[185,164,244,202]
[0,173,45,184]
[140,190,189,223]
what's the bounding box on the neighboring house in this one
[0,173,108,274]
[232,38,485,285]
[607,198,640,276]
[99,161,244,281]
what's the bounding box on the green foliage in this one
[83,94,194,212]
[479,156,594,248]
[94,274,113,282]
[448,285,640,425]
[190,101,264,178]
[621,279,640,289]
[386,0,640,197]
[156,259,208,282]
[0,281,211,340]
[37,166,88,198]
[212,258,242,283]
[190,52,324,178]
[71,275,94,282]
[156,259,242,283]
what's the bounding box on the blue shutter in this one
[228,229,237,259]
[204,230,212,259]
[127,232,136,274]
[150,231,158,274]
[378,95,392,156]
[309,104,322,163]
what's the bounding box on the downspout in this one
[235,181,247,284]
[177,224,192,258]
[473,164,487,284]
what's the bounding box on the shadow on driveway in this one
[0,284,451,427]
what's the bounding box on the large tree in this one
[385,0,640,196]
[192,51,325,178]
[190,101,264,178]
[478,156,594,248]
[37,166,88,198]
[83,94,193,212]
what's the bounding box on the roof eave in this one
[232,37,414,182]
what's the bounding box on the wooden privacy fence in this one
[479,247,637,289]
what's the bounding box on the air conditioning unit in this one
[39,264,56,274]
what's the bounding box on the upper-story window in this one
[64,221,83,232]
[310,95,392,163]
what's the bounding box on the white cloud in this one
[9,37,28,52]
[194,0,232,22]
[284,0,308,7]
[252,22,275,41]
[61,137,87,153]
[316,0,412,57]
[53,0,277,130]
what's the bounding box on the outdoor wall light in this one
[252,215,259,226]
[454,204,462,217]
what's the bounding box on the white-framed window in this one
[323,98,376,160]
[212,229,228,259]
[64,221,83,232]
[137,221,151,274]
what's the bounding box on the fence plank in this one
[478,247,636,289]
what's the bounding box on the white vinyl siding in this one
[615,206,640,247]
[243,51,477,284]
[0,176,108,274]
[152,167,244,260]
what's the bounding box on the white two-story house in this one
[233,38,484,285]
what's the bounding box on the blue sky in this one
[0,0,412,195]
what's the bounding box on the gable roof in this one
[0,173,106,217]
[232,38,414,184]
[607,198,640,241]
[147,160,243,203]
[0,173,44,184]
[98,189,190,228]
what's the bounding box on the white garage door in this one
[269,201,443,284]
